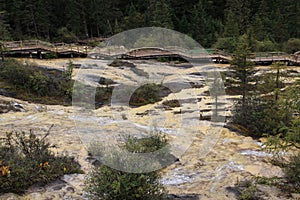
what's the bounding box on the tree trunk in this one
[0,43,4,62]
[83,15,89,38]
[96,23,100,37]
[242,64,247,116]
[275,66,280,101]
[29,5,39,38]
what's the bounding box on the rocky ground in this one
[0,58,299,199]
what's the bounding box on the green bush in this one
[44,52,58,59]
[27,71,49,96]
[213,37,238,53]
[0,58,74,104]
[162,99,180,108]
[129,83,170,107]
[255,39,279,52]
[123,134,168,154]
[261,81,300,193]
[0,129,82,194]
[85,166,166,200]
[285,153,300,188]
[236,180,260,200]
[56,27,77,43]
[63,60,74,81]
[231,97,292,138]
[95,86,113,107]
[85,134,168,200]
[157,57,169,62]
[283,38,300,54]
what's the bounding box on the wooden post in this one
[272,53,273,62]
[37,50,42,59]
[0,42,4,62]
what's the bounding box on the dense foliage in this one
[0,0,299,50]
[229,37,300,194]
[232,98,292,138]
[228,34,298,139]
[0,59,74,105]
[85,133,168,200]
[129,83,171,107]
[0,129,82,194]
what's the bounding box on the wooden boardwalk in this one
[3,40,93,58]
[93,46,299,65]
[2,40,300,65]
[250,52,299,65]
[122,48,300,65]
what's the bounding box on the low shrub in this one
[85,133,168,200]
[0,128,82,194]
[123,134,168,154]
[254,176,282,186]
[157,57,169,62]
[162,99,180,108]
[129,83,170,107]
[108,59,135,68]
[236,180,260,200]
[255,39,279,52]
[0,58,74,105]
[62,60,74,81]
[85,165,167,200]
[44,52,58,59]
[284,153,300,190]
[283,38,300,54]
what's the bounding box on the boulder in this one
[0,100,25,113]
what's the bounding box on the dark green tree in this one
[230,34,256,115]
[147,0,173,29]
[189,1,221,47]
[122,3,145,30]
[271,62,286,101]
[65,0,87,38]
[0,0,297,51]
[0,11,10,40]
[34,0,52,40]
[283,38,300,54]
[223,0,251,37]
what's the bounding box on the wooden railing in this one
[2,40,300,64]
[3,40,91,55]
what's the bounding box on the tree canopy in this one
[0,0,298,49]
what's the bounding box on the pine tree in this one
[65,0,86,38]
[148,0,173,29]
[35,0,52,40]
[271,62,286,101]
[223,0,251,37]
[223,9,239,37]
[230,34,256,115]
[122,3,145,30]
[0,11,10,40]
[189,1,221,47]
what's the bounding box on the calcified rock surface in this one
[0,59,292,199]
